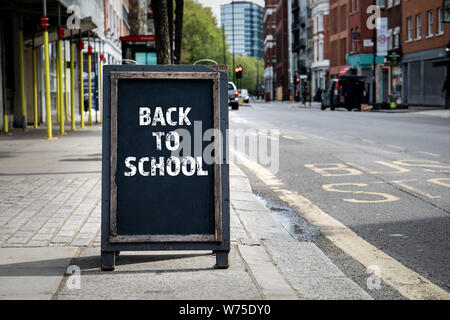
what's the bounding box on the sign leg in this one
[214,250,229,269]
[101,251,116,271]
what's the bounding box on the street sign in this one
[101,65,230,271]
[377,17,388,56]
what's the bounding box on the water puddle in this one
[255,194,320,241]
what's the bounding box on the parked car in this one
[228,82,239,110]
[239,89,250,104]
[321,76,366,111]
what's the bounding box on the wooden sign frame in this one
[101,65,230,271]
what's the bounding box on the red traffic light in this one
[296,77,300,83]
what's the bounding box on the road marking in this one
[305,163,363,177]
[392,160,450,173]
[418,151,440,157]
[362,139,375,144]
[390,179,441,199]
[427,178,450,189]
[347,161,410,174]
[282,135,295,140]
[386,144,404,150]
[232,150,450,300]
[322,183,400,203]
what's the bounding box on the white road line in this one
[362,139,375,144]
[231,149,450,300]
[386,144,404,150]
[418,151,440,157]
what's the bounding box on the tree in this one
[153,0,171,64]
[180,0,227,65]
[174,0,184,64]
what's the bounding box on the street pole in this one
[19,17,26,129]
[32,33,38,128]
[79,32,85,129]
[232,1,235,84]
[42,0,56,139]
[372,1,377,107]
[70,30,76,131]
[87,31,93,126]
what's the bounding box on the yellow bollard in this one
[79,44,85,129]
[87,51,92,125]
[33,47,38,128]
[43,30,56,140]
[56,51,61,124]
[19,29,26,129]
[58,39,66,135]
[3,115,8,134]
[70,42,76,131]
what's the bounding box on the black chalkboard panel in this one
[116,79,215,235]
[101,65,230,271]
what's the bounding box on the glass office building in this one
[220,1,264,59]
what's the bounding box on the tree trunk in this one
[153,0,171,64]
[174,0,183,64]
[167,0,174,64]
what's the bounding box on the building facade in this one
[291,0,311,101]
[310,0,329,97]
[274,0,291,100]
[328,0,349,78]
[385,0,403,105]
[221,1,265,59]
[264,0,278,101]
[402,0,449,107]
[0,0,126,132]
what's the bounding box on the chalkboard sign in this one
[101,65,230,271]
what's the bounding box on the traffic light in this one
[295,75,300,83]
[235,66,243,79]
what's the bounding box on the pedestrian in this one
[443,69,450,109]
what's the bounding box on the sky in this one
[195,0,265,25]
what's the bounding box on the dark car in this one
[228,82,239,110]
[321,76,366,111]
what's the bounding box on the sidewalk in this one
[0,125,371,300]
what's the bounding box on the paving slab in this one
[0,247,76,299]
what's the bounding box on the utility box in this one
[101,65,230,271]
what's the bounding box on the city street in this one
[230,102,450,299]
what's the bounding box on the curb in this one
[229,162,373,300]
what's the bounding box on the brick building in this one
[264,0,278,101]
[328,0,349,78]
[385,0,403,105]
[402,0,449,106]
[274,0,291,100]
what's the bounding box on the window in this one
[355,0,358,11]
[416,14,421,40]
[377,0,385,8]
[394,27,400,48]
[387,0,393,9]
[319,13,323,31]
[355,27,360,52]
[350,28,354,52]
[394,0,400,5]
[427,10,434,37]
[407,17,413,41]
[388,28,393,50]
[438,7,444,34]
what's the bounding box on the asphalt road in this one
[229,101,450,299]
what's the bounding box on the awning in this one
[24,17,98,48]
[432,58,450,67]
[120,35,156,42]
[338,66,352,76]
